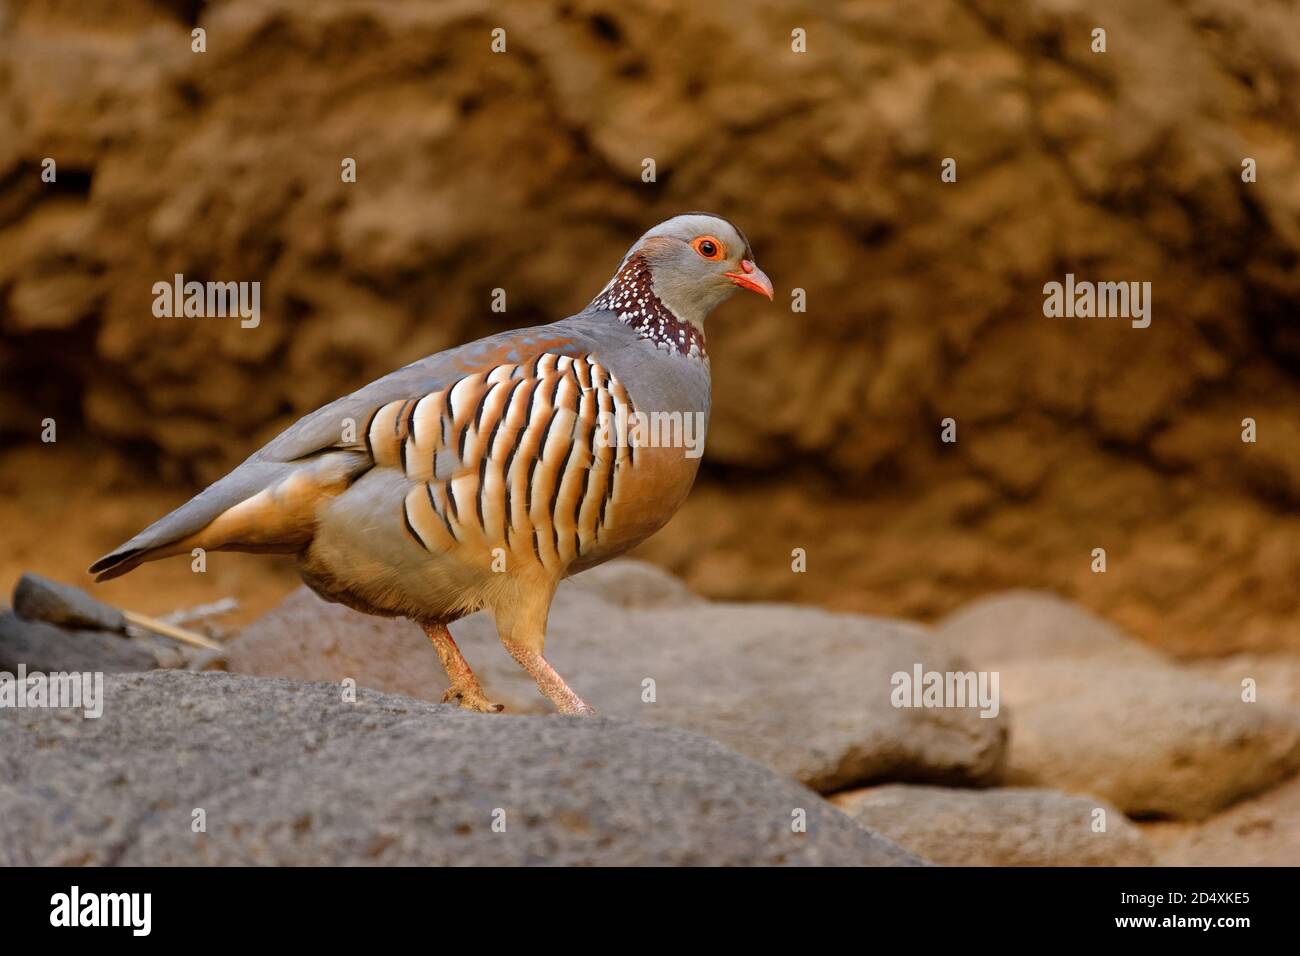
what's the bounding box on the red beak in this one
[724,260,774,300]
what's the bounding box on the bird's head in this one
[591,213,773,345]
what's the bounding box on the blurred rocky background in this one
[2,0,1299,659]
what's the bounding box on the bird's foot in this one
[424,622,503,713]
[441,683,505,713]
[555,696,597,717]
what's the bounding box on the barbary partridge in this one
[90,214,773,714]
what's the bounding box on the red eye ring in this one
[691,235,726,260]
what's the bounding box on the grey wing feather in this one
[258,322,597,462]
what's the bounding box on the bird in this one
[89,213,773,715]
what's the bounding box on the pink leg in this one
[423,622,503,713]
[501,640,595,716]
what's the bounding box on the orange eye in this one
[691,236,725,260]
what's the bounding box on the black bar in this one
[0,866,1284,941]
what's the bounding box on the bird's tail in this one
[87,544,155,582]
[87,452,370,582]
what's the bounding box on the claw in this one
[442,685,505,713]
[556,698,597,717]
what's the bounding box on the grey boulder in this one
[0,671,924,866]
[0,610,156,674]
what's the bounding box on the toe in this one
[442,686,504,713]
[464,692,505,714]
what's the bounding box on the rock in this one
[0,611,156,674]
[228,561,1008,793]
[12,572,127,632]
[1186,653,1300,709]
[934,590,1163,666]
[0,671,925,866]
[832,784,1153,866]
[563,558,704,609]
[225,588,447,707]
[992,664,1300,820]
[935,592,1300,819]
[1140,772,1300,867]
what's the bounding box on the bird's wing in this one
[255,326,592,465]
[360,351,637,573]
[88,325,593,580]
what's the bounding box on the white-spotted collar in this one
[588,254,707,359]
